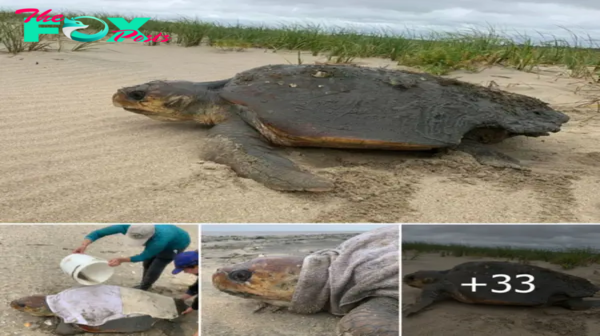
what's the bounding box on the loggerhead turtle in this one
[10,285,189,335]
[112,64,570,192]
[403,261,600,317]
[211,225,399,336]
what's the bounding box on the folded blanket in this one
[290,225,399,316]
[45,285,179,326]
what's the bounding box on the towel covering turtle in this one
[45,285,180,326]
[290,225,399,315]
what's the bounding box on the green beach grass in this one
[403,241,600,270]
[1,10,599,77]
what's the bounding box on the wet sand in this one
[402,254,600,336]
[1,40,600,223]
[200,231,365,336]
[0,224,198,336]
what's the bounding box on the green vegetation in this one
[403,241,600,270]
[1,10,599,78]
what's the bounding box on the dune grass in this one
[0,10,599,78]
[403,241,600,270]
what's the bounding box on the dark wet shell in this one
[219,64,569,147]
[445,261,599,305]
[74,315,157,333]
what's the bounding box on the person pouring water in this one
[73,224,191,291]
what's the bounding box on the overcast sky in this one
[403,225,600,249]
[202,224,393,233]
[4,1,599,43]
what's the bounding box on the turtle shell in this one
[74,316,157,333]
[444,261,599,305]
[219,64,569,150]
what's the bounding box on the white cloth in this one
[290,225,399,316]
[45,285,179,326]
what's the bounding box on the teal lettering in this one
[23,19,59,42]
[106,18,149,42]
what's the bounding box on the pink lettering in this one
[15,8,63,23]
[15,8,39,23]
[159,34,170,43]
[109,30,171,43]
[36,9,53,22]
[143,33,167,43]
[111,29,139,40]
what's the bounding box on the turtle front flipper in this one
[336,297,399,336]
[455,139,523,169]
[54,320,83,335]
[204,115,334,192]
[403,286,449,317]
[153,318,187,336]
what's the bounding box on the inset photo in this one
[402,224,600,336]
[201,224,399,336]
[3,224,199,336]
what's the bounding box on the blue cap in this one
[172,251,199,274]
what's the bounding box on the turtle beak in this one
[212,268,230,290]
[9,300,25,311]
[112,89,136,108]
[112,91,125,108]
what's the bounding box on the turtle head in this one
[10,295,54,316]
[212,256,305,307]
[112,79,231,125]
[403,270,445,288]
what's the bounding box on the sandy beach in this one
[201,231,367,336]
[1,41,600,223]
[402,254,600,336]
[1,224,199,336]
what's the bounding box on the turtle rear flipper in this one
[555,298,600,310]
[337,297,399,336]
[203,113,334,192]
[455,139,523,169]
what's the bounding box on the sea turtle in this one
[10,285,189,335]
[112,64,569,192]
[211,225,399,336]
[403,261,600,317]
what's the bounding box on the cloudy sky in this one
[4,0,600,42]
[202,224,393,234]
[403,225,600,249]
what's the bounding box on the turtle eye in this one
[228,270,252,282]
[128,90,146,101]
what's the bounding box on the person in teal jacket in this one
[73,224,191,291]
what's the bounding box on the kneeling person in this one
[172,250,199,315]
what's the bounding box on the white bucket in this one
[60,254,114,285]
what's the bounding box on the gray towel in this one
[290,225,399,316]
